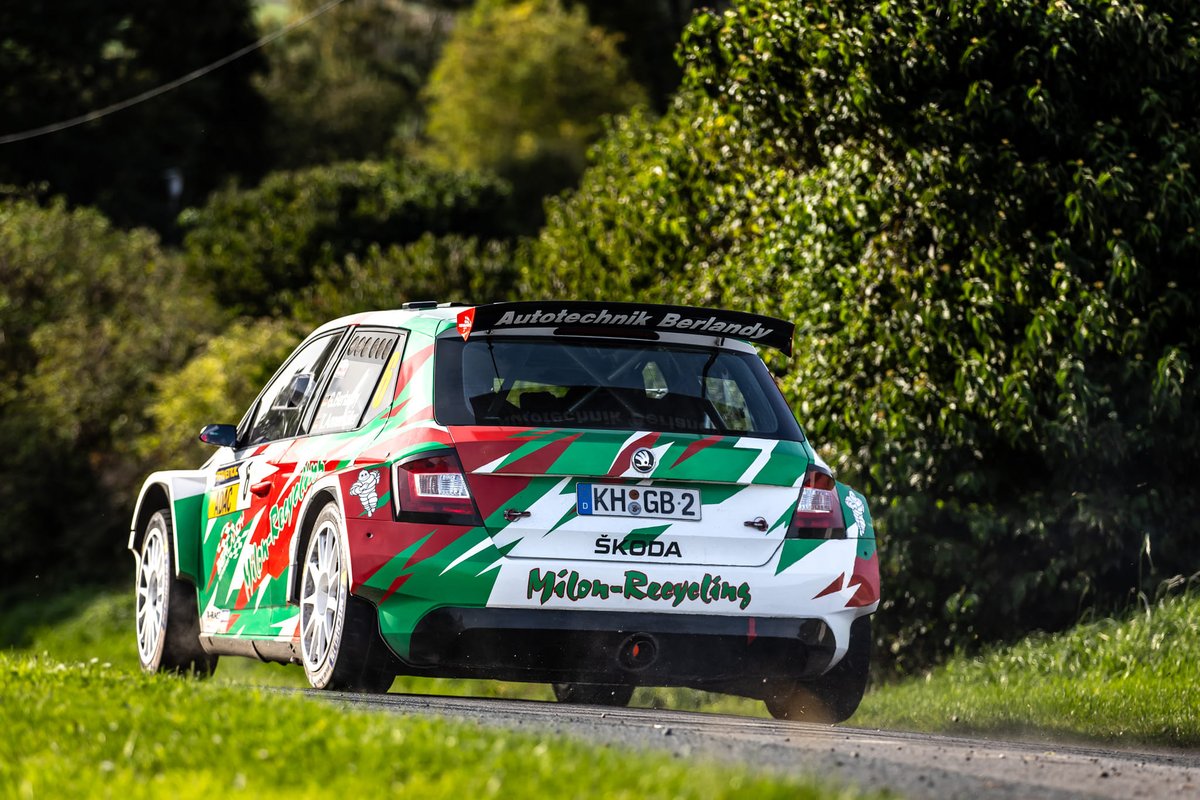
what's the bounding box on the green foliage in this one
[3,584,764,712]
[422,0,647,204]
[138,319,304,469]
[0,654,871,799]
[528,0,1200,668]
[181,160,513,316]
[571,0,700,110]
[0,197,219,586]
[0,1,267,232]
[256,0,456,167]
[857,584,1200,746]
[294,234,519,324]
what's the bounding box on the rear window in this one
[435,337,804,439]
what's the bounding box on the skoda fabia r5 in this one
[131,301,879,721]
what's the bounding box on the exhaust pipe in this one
[617,633,658,671]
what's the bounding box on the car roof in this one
[309,305,461,336]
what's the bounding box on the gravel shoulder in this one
[316,691,1200,799]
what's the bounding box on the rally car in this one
[131,301,879,721]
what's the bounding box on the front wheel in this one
[299,502,394,692]
[765,616,872,723]
[552,683,634,706]
[135,509,217,676]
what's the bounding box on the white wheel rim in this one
[300,521,344,672]
[136,525,168,663]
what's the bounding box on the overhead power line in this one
[0,0,347,146]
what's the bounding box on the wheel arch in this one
[287,481,344,606]
[130,471,208,585]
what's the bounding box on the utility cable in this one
[0,0,346,146]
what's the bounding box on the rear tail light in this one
[786,466,845,539]
[393,451,482,525]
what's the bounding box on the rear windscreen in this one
[435,337,804,439]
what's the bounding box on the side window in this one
[310,330,403,435]
[245,334,341,445]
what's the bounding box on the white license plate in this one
[576,483,701,521]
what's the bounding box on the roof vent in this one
[401,300,439,310]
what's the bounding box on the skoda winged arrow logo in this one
[631,447,655,473]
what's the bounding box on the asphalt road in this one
[309,690,1200,799]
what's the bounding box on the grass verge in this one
[1,586,765,714]
[853,591,1200,748]
[0,651,871,799]
[10,584,1199,748]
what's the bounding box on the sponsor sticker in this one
[207,484,238,518]
[462,302,795,354]
[456,308,475,340]
[348,469,381,516]
[214,463,241,486]
[526,567,752,610]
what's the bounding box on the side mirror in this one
[198,423,238,448]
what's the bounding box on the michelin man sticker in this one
[349,469,381,516]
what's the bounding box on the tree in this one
[138,319,304,470]
[0,197,220,587]
[181,159,513,316]
[422,0,647,207]
[527,0,1200,669]
[572,0,703,111]
[294,233,518,325]
[0,0,267,233]
[256,0,457,168]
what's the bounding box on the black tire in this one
[765,616,872,723]
[299,502,395,692]
[552,682,635,706]
[135,508,218,677]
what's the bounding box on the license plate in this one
[576,483,701,521]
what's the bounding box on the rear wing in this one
[453,302,794,356]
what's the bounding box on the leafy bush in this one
[0,198,219,586]
[422,0,646,205]
[256,0,456,167]
[138,319,304,470]
[295,233,519,325]
[0,1,267,232]
[181,160,513,316]
[528,0,1200,669]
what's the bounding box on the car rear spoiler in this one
[453,301,795,356]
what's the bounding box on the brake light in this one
[786,466,845,539]
[394,452,481,522]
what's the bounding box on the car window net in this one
[436,338,802,439]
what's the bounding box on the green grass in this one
[0,586,765,714]
[0,652,873,800]
[853,591,1200,748]
[10,584,1198,753]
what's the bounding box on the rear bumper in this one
[397,606,841,694]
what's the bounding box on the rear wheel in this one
[135,509,218,676]
[299,502,394,692]
[552,683,634,706]
[765,616,871,723]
